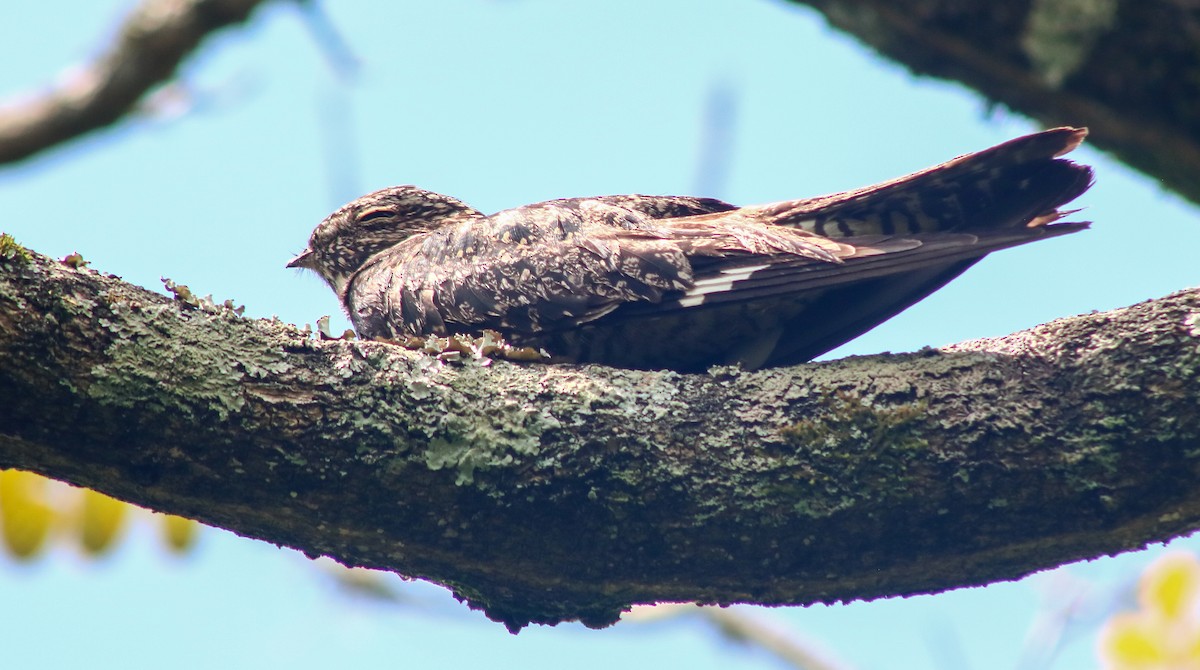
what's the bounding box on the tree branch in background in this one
[628,603,851,670]
[1,243,1198,631]
[0,0,271,166]
[789,0,1200,206]
[4,0,1199,210]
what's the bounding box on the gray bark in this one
[2,242,1198,631]
[787,0,1200,206]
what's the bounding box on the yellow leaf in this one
[162,514,200,554]
[78,489,127,556]
[1142,553,1200,620]
[1100,613,1166,668]
[0,470,55,560]
[1099,554,1200,669]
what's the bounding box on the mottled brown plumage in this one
[289,127,1093,371]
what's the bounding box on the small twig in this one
[701,607,851,670]
[628,604,852,670]
[295,0,359,80]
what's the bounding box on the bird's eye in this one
[359,209,393,224]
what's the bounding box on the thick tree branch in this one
[788,0,1200,206]
[1,244,1198,631]
[0,0,271,165]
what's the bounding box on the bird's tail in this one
[748,127,1094,237]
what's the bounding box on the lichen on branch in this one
[1,245,1198,630]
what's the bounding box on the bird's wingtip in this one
[1051,126,1089,156]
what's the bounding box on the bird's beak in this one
[287,249,315,269]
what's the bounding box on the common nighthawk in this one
[289,127,1093,372]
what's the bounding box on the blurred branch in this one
[0,0,273,166]
[2,245,1198,631]
[295,0,358,79]
[787,0,1200,206]
[629,604,850,670]
[692,80,738,198]
[7,0,1199,211]
[702,607,848,670]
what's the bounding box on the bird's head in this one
[287,185,483,296]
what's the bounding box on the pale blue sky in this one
[2,2,1198,668]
